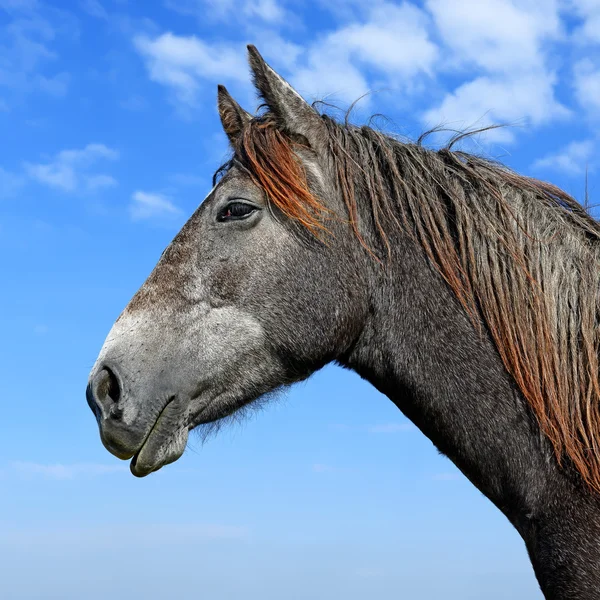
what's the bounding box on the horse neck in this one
[341,234,600,599]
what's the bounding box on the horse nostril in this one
[94,366,122,407]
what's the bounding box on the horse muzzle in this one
[87,363,189,476]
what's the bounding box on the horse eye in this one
[217,201,257,222]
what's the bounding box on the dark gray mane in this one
[230,110,600,493]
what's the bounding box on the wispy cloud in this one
[570,0,600,43]
[139,2,437,110]
[292,2,438,102]
[86,173,118,190]
[81,0,108,20]
[0,0,74,103]
[423,0,567,141]
[11,461,128,479]
[164,0,285,24]
[423,72,569,143]
[130,190,181,221]
[24,143,119,192]
[245,0,284,22]
[426,0,561,73]
[37,71,70,96]
[574,59,600,116]
[533,139,595,175]
[133,32,248,110]
[138,0,578,149]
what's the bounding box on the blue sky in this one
[1,0,599,598]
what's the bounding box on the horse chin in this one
[129,400,190,477]
[130,427,189,477]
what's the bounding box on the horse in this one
[86,45,600,599]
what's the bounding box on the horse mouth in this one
[129,397,189,477]
[128,390,258,477]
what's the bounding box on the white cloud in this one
[86,173,118,190]
[26,162,75,190]
[293,2,438,102]
[130,190,181,220]
[140,0,570,144]
[11,461,127,479]
[24,143,118,192]
[36,71,69,96]
[533,139,595,174]
[426,0,562,73]
[293,57,368,104]
[164,0,285,23]
[574,58,600,115]
[141,3,437,110]
[423,0,566,140]
[568,0,600,43]
[245,0,283,22]
[81,0,108,20]
[423,72,570,142]
[0,1,72,102]
[0,0,40,11]
[0,16,55,77]
[164,0,235,21]
[248,31,303,72]
[134,32,248,108]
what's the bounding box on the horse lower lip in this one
[130,450,152,477]
[129,399,188,477]
[130,425,189,477]
[130,430,169,477]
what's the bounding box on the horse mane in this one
[217,112,600,494]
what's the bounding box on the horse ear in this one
[247,44,327,151]
[217,84,252,146]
